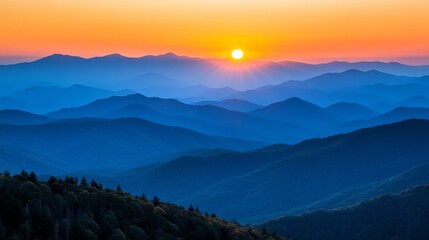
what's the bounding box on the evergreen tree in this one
[140,193,148,202]
[81,177,88,186]
[90,180,99,189]
[29,172,37,182]
[152,196,160,206]
[20,170,29,178]
[188,204,195,212]
[116,185,123,194]
[47,176,57,185]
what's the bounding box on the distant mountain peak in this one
[0,109,52,125]
[35,54,84,63]
[329,101,354,106]
[160,52,178,57]
[215,86,236,91]
[101,53,126,59]
[341,69,368,74]
[328,60,405,65]
[252,97,322,112]
[279,97,314,106]
[336,69,391,76]
[325,102,378,120]
[366,69,388,74]
[220,99,254,103]
[49,53,67,57]
[327,102,366,108]
[253,97,320,112]
[87,53,129,61]
[278,61,311,67]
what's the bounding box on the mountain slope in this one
[193,99,262,112]
[117,119,429,223]
[0,144,62,174]
[48,94,314,143]
[398,95,429,108]
[261,184,429,240]
[285,69,414,91]
[339,106,429,132]
[183,87,240,102]
[3,53,429,96]
[370,95,429,112]
[0,97,27,110]
[227,83,327,106]
[357,83,429,101]
[296,164,429,213]
[0,118,262,171]
[278,60,429,77]
[0,53,213,95]
[47,94,261,126]
[5,84,133,113]
[187,119,429,222]
[0,110,53,125]
[227,70,417,106]
[106,103,265,141]
[324,102,378,121]
[373,106,429,122]
[120,145,292,202]
[0,173,285,240]
[249,97,337,127]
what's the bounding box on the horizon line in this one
[1,52,429,66]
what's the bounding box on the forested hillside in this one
[119,119,429,223]
[262,184,429,240]
[0,171,286,240]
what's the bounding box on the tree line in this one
[0,170,286,240]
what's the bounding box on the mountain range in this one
[249,97,338,127]
[0,118,261,172]
[82,119,429,223]
[2,61,429,115]
[2,89,429,145]
[226,69,428,106]
[2,53,429,239]
[193,99,262,112]
[0,85,133,113]
[2,53,429,96]
[47,94,314,143]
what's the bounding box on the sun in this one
[231,49,244,60]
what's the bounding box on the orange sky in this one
[1,0,429,64]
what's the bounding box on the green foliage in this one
[0,172,286,240]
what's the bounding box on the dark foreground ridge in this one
[0,171,286,240]
[261,184,429,240]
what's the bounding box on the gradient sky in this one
[1,0,429,64]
